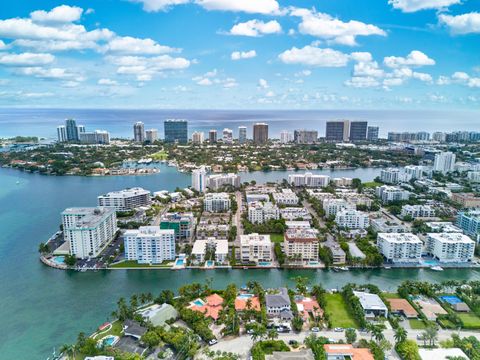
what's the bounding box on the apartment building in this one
[288,172,330,187]
[426,233,475,263]
[323,199,355,217]
[335,210,370,229]
[191,238,228,264]
[124,227,175,264]
[401,205,436,219]
[207,173,241,190]
[376,185,410,203]
[272,189,299,205]
[160,212,195,242]
[377,233,423,263]
[248,202,280,224]
[456,211,480,240]
[284,228,319,262]
[203,193,231,212]
[240,233,273,263]
[97,187,151,211]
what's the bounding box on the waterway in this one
[0,165,479,359]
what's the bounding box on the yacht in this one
[430,266,444,271]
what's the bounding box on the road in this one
[152,204,171,226]
[301,198,327,228]
[206,328,479,360]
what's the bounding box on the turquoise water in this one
[237,294,254,299]
[0,166,479,359]
[102,336,116,347]
[193,299,204,306]
[53,256,65,264]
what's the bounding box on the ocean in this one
[0,108,479,139]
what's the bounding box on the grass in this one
[458,313,480,329]
[363,181,382,188]
[151,150,168,160]
[110,260,172,268]
[383,292,401,299]
[324,293,357,329]
[93,320,123,339]
[409,319,428,329]
[269,233,284,243]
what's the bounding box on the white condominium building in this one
[273,189,299,205]
[192,131,204,144]
[280,130,293,144]
[98,187,151,212]
[62,207,118,259]
[380,168,402,184]
[404,165,424,179]
[191,238,228,264]
[124,227,175,264]
[335,209,369,229]
[192,166,207,193]
[288,172,330,187]
[401,205,436,219]
[284,228,319,261]
[426,233,475,263]
[377,233,423,263]
[323,199,355,217]
[204,192,231,212]
[207,173,241,190]
[332,177,353,187]
[467,171,480,183]
[248,201,280,224]
[433,152,456,174]
[240,233,273,263]
[279,207,311,221]
[376,185,410,203]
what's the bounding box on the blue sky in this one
[0,0,479,109]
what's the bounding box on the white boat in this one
[384,266,392,269]
[430,266,444,271]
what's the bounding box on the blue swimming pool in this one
[258,262,271,266]
[440,295,462,305]
[193,299,204,306]
[238,294,254,299]
[206,260,214,267]
[53,256,65,265]
[102,335,117,346]
[175,259,184,266]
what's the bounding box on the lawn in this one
[383,292,401,299]
[458,313,480,329]
[409,319,428,329]
[363,181,382,188]
[110,260,172,268]
[324,293,358,328]
[269,233,284,243]
[151,150,168,160]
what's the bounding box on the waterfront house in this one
[189,293,224,321]
[123,319,147,339]
[235,295,261,312]
[353,291,388,318]
[387,298,418,318]
[266,288,292,318]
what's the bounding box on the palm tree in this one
[59,344,76,359]
[394,327,408,344]
[267,328,278,340]
[424,324,439,347]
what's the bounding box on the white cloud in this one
[109,54,190,81]
[295,70,311,77]
[98,78,118,86]
[197,78,212,86]
[231,50,256,60]
[258,78,269,88]
[104,36,177,54]
[437,71,480,88]
[15,66,84,81]
[412,71,433,82]
[290,8,386,46]
[30,5,83,23]
[278,46,350,67]
[265,90,275,97]
[229,20,281,37]
[12,39,99,52]
[196,0,281,14]
[0,52,55,66]
[384,50,435,68]
[130,0,281,14]
[388,0,461,12]
[345,76,380,88]
[223,78,238,88]
[452,71,469,81]
[439,12,480,34]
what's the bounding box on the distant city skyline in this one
[0,1,479,109]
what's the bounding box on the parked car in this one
[208,339,217,346]
[334,327,344,332]
[311,327,320,332]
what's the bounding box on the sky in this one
[0,0,479,109]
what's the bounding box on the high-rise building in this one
[145,129,158,143]
[222,128,233,144]
[204,193,231,212]
[433,152,456,174]
[164,119,188,144]
[326,120,350,142]
[280,130,293,144]
[209,129,217,143]
[238,126,247,144]
[349,121,368,142]
[79,130,110,144]
[125,227,176,264]
[367,126,379,141]
[253,123,268,144]
[192,131,204,144]
[133,121,145,142]
[62,207,118,259]
[432,132,446,142]
[98,187,151,211]
[192,166,207,193]
[77,125,85,135]
[57,125,67,143]
[207,173,241,190]
[65,119,79,141]
[294,129,318,144]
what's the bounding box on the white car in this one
[208,339,217,346]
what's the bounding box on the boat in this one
[430,266,444,271]
[384,266,392,269]
[339,266,349,271]
[332,267,340,272]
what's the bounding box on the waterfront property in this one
[239,233,273,264]
[353,291,388,318]
[376,185,410,204]
[248,201,280,224]
[377,233,423,264]
[124,227,175,264]
[160,212,195,242]
[62,207,118,259]
[191,238,228,265]
[284,228,319,263]
[426,232,475,263]
[97,187,151,211]
[265,288,292,319]
[188,293,224,321]
[288,172,330,187]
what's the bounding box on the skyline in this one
[0,0,478,109]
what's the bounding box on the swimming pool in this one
[258,262,271,266]
[53,256,65,265]
[206,260,214,267]
[238,294,254,299]
[175,259,184,266]
[440,295,462,305]
[102,335,118,347]
[192,299,205,306]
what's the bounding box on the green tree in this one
[345,328,357,344]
